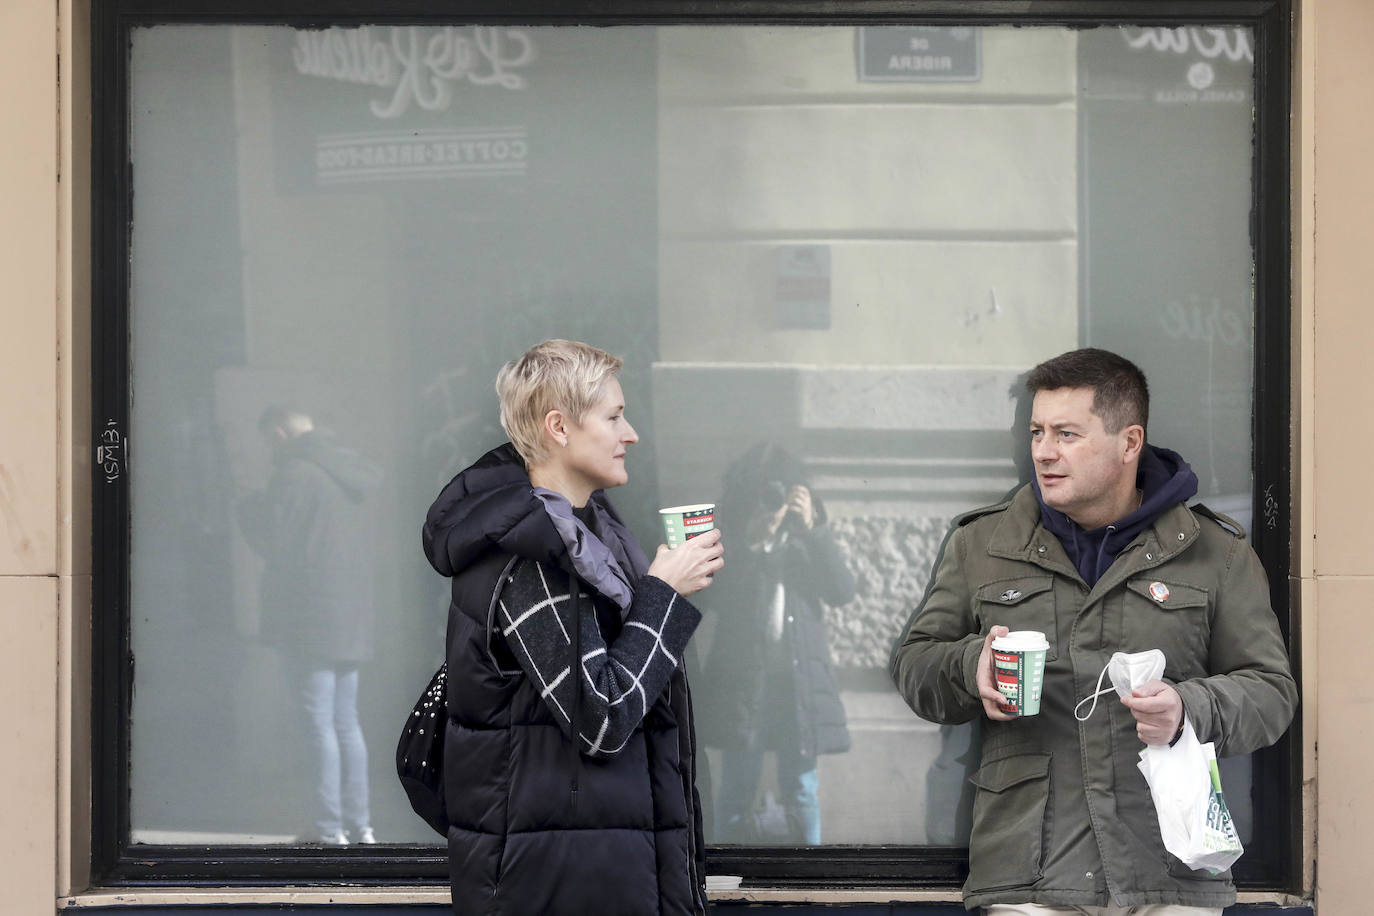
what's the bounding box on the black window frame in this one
[91,0,1297,892]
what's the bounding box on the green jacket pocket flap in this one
[969,752,1052,794]
[1126,578,1209,610]
[976,576,1054,607]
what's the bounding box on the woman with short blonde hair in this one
[495,338,623,467]
[422,339,723,916]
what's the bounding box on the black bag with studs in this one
[395,663,449,837]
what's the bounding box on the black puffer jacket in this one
[422,444,707,916]
[239,430,382,661]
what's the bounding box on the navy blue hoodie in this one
[1034,445,1199,586]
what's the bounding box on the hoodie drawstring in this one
[1094,525,1117,583]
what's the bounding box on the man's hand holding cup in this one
[977,626,1016,721]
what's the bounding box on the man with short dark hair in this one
[891,348,1297,915]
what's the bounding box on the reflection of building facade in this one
[3,1,1365,913]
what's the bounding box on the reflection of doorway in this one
[241,23,665,531]
[369,28,666,547]
[1077,24,1260,851]
[1078,26,1255,521]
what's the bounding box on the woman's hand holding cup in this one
[649,528,724,597]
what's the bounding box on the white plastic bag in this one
[1137,719,1243,874]
[1075,648,1243,875]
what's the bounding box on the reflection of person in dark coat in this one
[238,406,383,844]
[700,443,856,845]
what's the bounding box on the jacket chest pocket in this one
[975,576,1058,662]
[1122,578,1211,677]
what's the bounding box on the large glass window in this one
[96,1,1293,889]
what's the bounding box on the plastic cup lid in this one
[991,630,1050,651]
[659,504,714,515]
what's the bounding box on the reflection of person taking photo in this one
[422,339,723,916]
[701,443,856,845]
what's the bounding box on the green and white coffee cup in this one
[659,504,715,548]
[991,630,1050,716]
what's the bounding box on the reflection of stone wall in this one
[825,514,953,669]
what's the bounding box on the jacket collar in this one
[1032,445,1199,586]
[423,443,649,609]
[986,485,1202,596]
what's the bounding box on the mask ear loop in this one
[1074,660,1117,722]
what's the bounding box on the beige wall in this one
[0,0,1367,910]
[1307,0,1374,912]
[3,0,93,905]
[1,0,63,913]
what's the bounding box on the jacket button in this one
[1037,545,1047,555]
[1086,871,1093,879]
[1177,532,1186,541]
[1146,552,1154,560]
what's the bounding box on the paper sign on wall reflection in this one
[775,245,831,330]
[292,26,536,119]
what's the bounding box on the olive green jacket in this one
[890,484,1297,910]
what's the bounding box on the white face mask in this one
[1074,648,1167,721]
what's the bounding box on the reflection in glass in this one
[126,22,1255,846]
[236,407,382,844]
[698,443,856,845]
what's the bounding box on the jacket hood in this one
[1035,444,1199,585]
[422,443,565,579]
[283,430,382,502]
[421,442,649,596]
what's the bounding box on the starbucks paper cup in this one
[659,504,715,548]
[991,630,1050,716]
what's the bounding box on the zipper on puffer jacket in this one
[683,673,707,914]
[569,573,583,811]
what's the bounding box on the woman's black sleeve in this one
[494,560,702,758]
